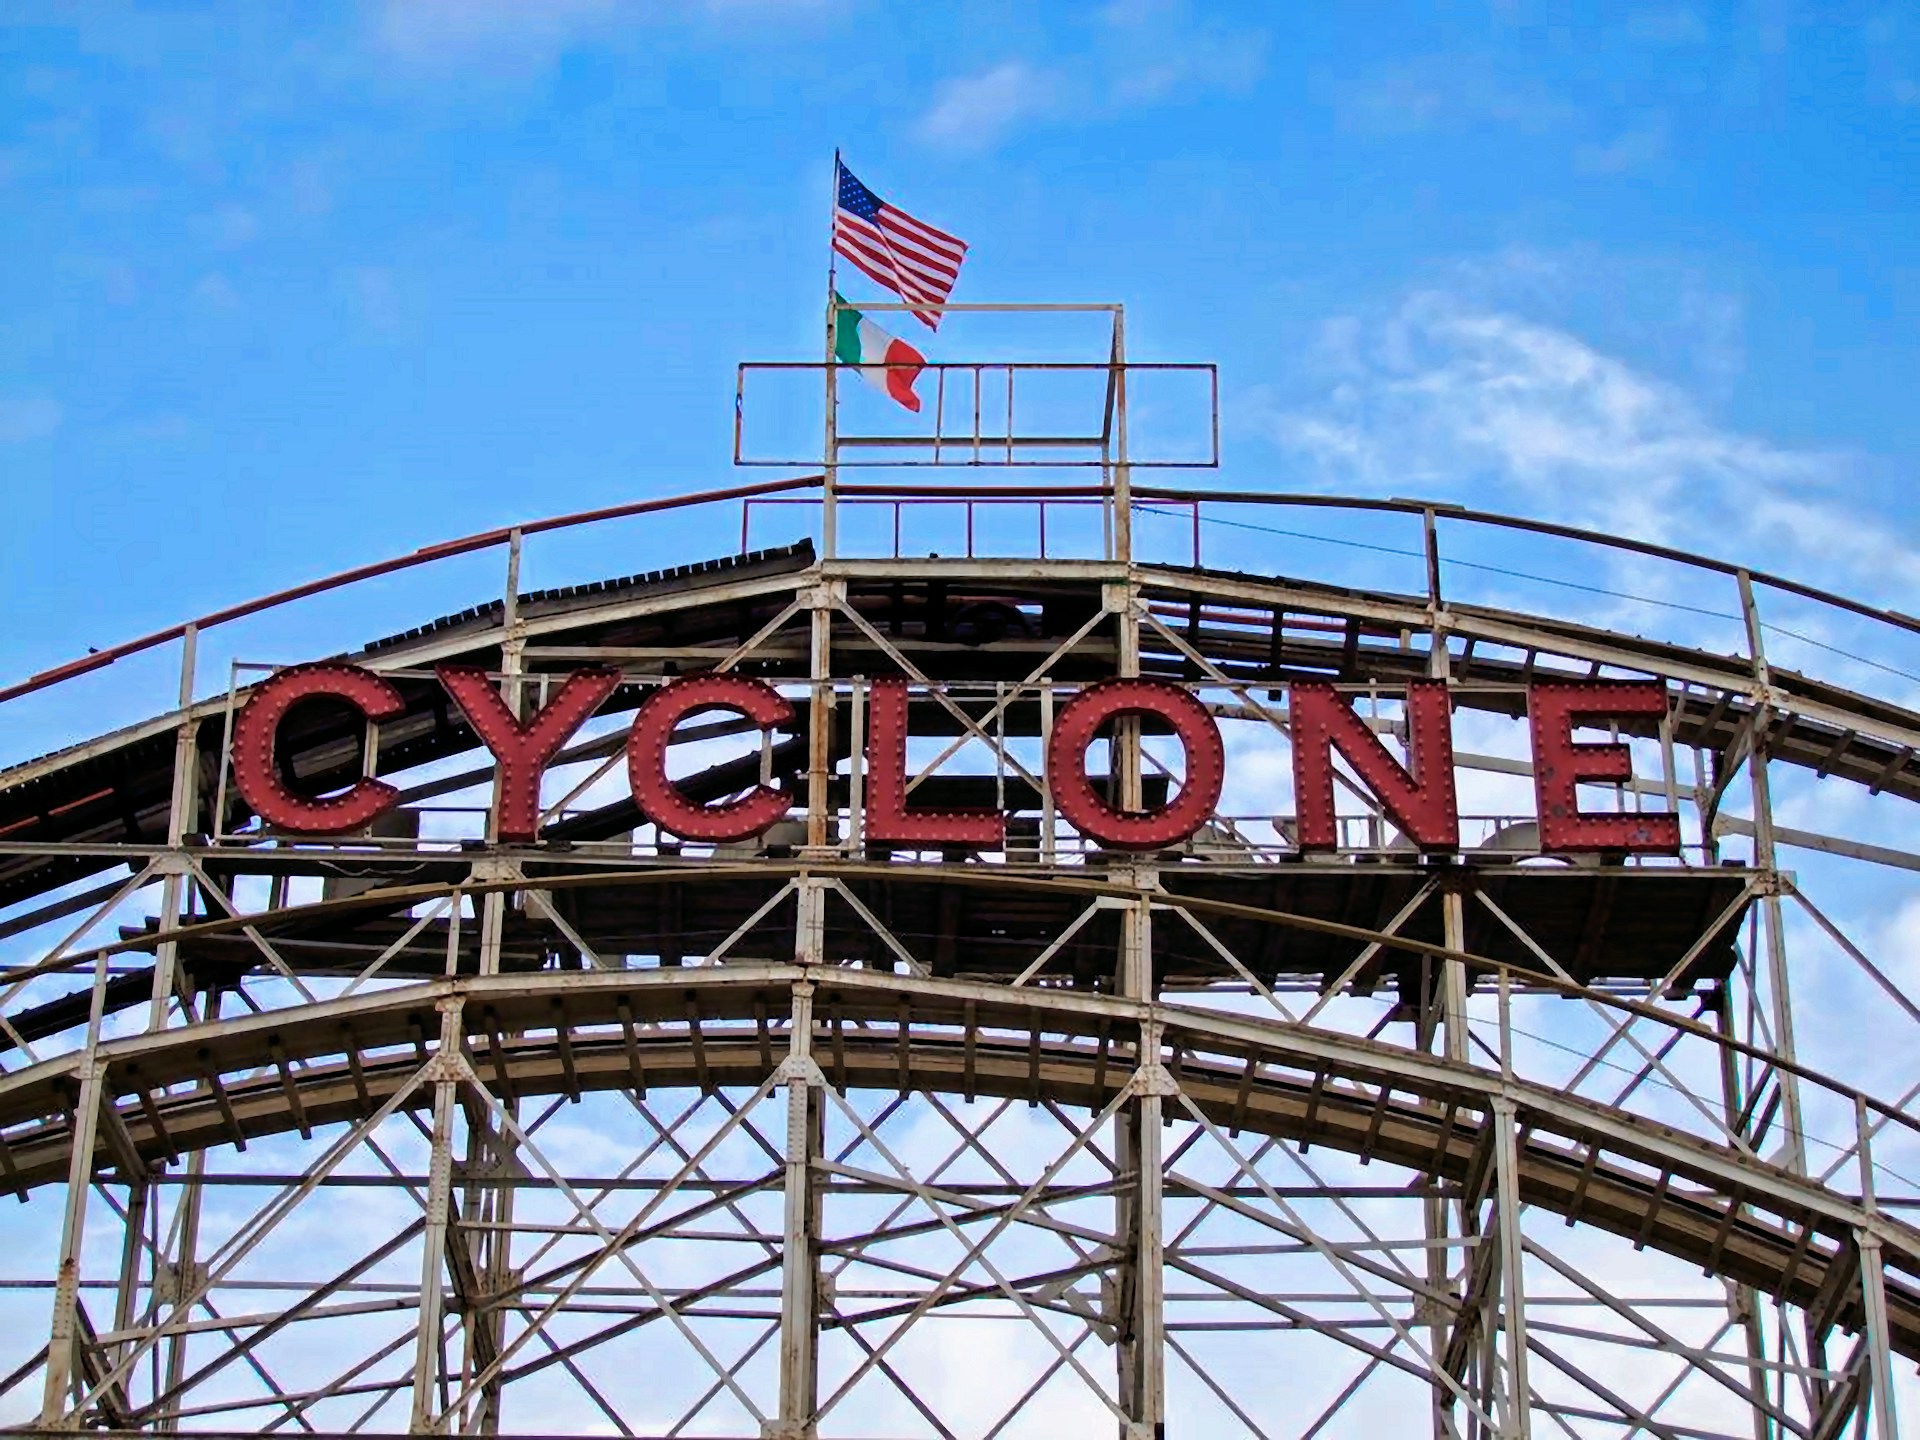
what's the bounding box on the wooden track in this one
[3,963,1916,1362]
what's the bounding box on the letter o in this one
[231,663,405,834]
[628,675,795,842]
[1047,679,1224,851]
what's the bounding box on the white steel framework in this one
[1,308,1918,1439]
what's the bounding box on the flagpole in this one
[823,149,840,561]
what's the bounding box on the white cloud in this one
[1252,288,1920,613]
[0,393,63,444]
[917,62,1063,151]
[917,3,1264,153]
[1329,53,1574,136]
[1100,0,1263,105]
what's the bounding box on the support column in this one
[1109,307,1130,564]
[1749,752,1806,1172]
[805,591,836,853]
[456,576,522,1434]
[1712,985,1773,1440]
[1856,1231,1899,1440]
[1737,572,1807,1176]
[457,1098,516,1437]
[108,1176,152,1420]
[1489,1098,1531,1440]
[150,624,200,1032]
[769,968,823,1439]
[1107,559,1159,1436]
[1853,1098,1899,1440]
[411,999,465,1435]
[823,284,839,560]
[156,987,214,1435]
[1115,878,1164,1439]
[41,1056,107,1427]
[1426,885,1471,1438]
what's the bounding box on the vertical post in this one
[1490,1097,1532,1440]
[1423,508,1450,683]
[157,992,216,1433]
[823,155,841,562]
[1108,538,1157,1435]
[1040,681,1057,866]
[139,846,187,1427]
[463,871,508,1433]
[110,1179,152,1404]
[1737,571,1807,1176]
[771,975,822,1440]
[1422,507,1444,615]
[41,1050,107,1427]
[42,950,112,1427]
[1855,1098,1899,1439]
[411,999,465,1435]
[1112,578,1142,816]
[500,527,525,743]
[846,679,866,854]
[805,589,836,852]
[150,623,201,1031]
[1737,570,1817,1422]
[470,537,526,985]
[476,891,504,980]
[1712,986,1773,1440]
[1857,1232,1899,1440]
[459,1087,516,1437]
[1427,887,1471,1438]
[1116,890,1164,1439]
[1110,308,1130,565]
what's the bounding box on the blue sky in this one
[7,11,1920,1428]
[3,0,1919,683]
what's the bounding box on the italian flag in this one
[834,294,926,413]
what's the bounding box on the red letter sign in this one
[1528,681,1680,852]
[628,675,794,841]
[1048,679,1224,851]
[1290,681,1459,852]
[864,678,1006,847]
[231,663,405,834]
[438,666,621,843]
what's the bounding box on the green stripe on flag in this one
[833,294,864,366]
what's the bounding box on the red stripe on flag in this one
[832,184,968,329]
[835,213,959,288]
[834,233,931,302]
[833,232,948,326]
[877,208,966,263]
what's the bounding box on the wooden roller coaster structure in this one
[2,307,1918,1438]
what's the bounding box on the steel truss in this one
[2,457,1920,1437]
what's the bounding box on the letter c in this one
[231,663,405,834]
[628,675,795,841]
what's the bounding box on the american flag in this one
[832,160,968,330]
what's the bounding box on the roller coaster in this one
[1,307,1916,1437]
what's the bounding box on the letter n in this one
[1289,681,1459,851]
